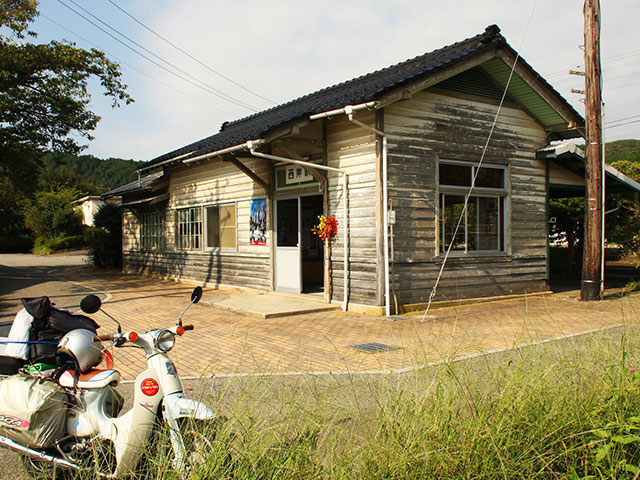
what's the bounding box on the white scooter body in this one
[63,327,216,478]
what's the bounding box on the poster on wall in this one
[250,199,267,245]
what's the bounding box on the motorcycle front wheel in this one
[178,417,235,478]
[20,455,78,480]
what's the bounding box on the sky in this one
[20,0,640,162]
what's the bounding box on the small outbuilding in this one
[109,25,640,315]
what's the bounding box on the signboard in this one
[285,166,312,185]
[250,199,267,245]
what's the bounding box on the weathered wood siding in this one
[123,156,271,290]
[549,161,585,187]
[385,88,550,304]
[325,112,379,306]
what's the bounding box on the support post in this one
[581,0,604,301]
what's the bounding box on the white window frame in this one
[438,161,508,255]
[140,211,163,251]
[204,202,237,251]
[176,207,202,250]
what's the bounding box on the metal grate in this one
[347,342,401,353]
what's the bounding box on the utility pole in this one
[581,0,604,301]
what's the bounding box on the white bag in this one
[0,374,67,448]
[4,309,34,360]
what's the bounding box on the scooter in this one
[0,286,222,478]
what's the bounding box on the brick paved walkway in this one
[50,267,640,381]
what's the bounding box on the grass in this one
[176,325,640,480]
[27,326,640,479]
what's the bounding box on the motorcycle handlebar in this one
[183,325,194,331]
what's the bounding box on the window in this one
[439,162,506,254]
[141,212,163,250]
[205,204,236,249]
[177,207,202,249]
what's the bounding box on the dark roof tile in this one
[140,24,576,170]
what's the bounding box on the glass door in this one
[275,198,301,293]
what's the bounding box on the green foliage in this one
[170,328,640,480]
[88,203,122,268]
[23,187,83,239]
[0,0,38,38]
[550,197,584,247]
[0,1,131,253]
[32,234,84,255]
[0,177,32,252]
[0,38,132,155]
[607,160,640,261]
[45,153,140,192]
[606,140,640,164]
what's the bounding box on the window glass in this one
[141,212,163,251]
[474,167,505,189]
[206,207,220,248]
[205,204,236,249]
[177,207,202,250]
[219,205,236,249]
[441,195,467,251]
[439,162,506,254]
[277,198,299,247]
[439,164,470,186]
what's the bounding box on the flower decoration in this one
[311,214,338,241]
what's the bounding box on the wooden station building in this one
[106,25,640,315]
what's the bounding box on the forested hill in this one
[45,154,142,193]
[605,139,640,164]
[44,139,639,194]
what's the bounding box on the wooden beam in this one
[222,154,272,193]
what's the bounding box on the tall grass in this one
[192,326,640,479]
[31,326,640,479]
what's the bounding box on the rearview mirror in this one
[80,294,102,314]
[191,287,203,304]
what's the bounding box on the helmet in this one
[57,329,102,373]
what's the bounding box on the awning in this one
[120,193,169,208]
[536,143,640,198]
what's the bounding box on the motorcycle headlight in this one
[154,329,176,353]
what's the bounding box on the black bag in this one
[0,297,100,373]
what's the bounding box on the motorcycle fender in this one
[162,392,216,421]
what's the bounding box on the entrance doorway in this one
[275,195,324,294]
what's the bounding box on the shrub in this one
[33,234,84,254]
[88,204,122,268]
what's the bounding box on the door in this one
[275,198,301,293]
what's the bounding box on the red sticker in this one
[140,378,160,396]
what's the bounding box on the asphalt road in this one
[0,252,94,322]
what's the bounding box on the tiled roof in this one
[141,24,577,170]
[101,170,164,197]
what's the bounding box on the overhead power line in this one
[56,0,259,112]
[605,119,640,129]
[107,0,276,105]
[41,13,234,115]
[605,114,640,125]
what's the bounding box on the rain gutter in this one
[310,102,392,316]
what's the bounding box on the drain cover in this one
[348,342,400,353]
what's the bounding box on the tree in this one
[88,203,122,268]
[0,0,131,251]
[607,160,640,263]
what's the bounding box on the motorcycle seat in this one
[59,369,121,389]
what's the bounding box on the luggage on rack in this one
[0,297,100,375]
[0,373,68,448]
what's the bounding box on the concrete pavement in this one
[1,252,639,381]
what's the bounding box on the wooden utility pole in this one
[581,0,604,301]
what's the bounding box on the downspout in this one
[248,147,351,312]
[311,103,391,317]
